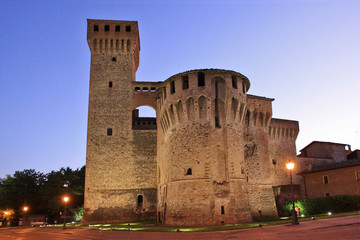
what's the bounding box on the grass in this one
[40,210,360,232]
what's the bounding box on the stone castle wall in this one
[83,19,301,225]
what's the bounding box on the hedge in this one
[281,195,360,215]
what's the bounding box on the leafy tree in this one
[0,169,45,213]
[39,166,85,218]
[0,166,85,222]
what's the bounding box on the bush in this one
[281,195,360,215]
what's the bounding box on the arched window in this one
[186,168,192,175]
[137,195,143,209]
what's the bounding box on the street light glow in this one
[64,196,69,202]
[24,206,28,212]
[286,162,295,170]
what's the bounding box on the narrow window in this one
[137,195,143,209]
[326,193,330,197]
[198,72,205,87]
[134,87,140,92]
[112,57,116,62]
[109,81,113,88]
[323,175,329,184]
[143,87,148,92]
[182,75,189,90]
[242,81,246,93]
[232,76,238,89]
[115,25,120,32]
[356,172,360,180]
[94,25,99,31]
[221,206,225,215]
[150,87,156,92]
[104,25,110,31]
[107,128,112,136]
[186,168,192,175]
[163,86,166,99]
[170,81,175,94]
[126,25,131,32]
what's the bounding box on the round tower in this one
[156,69,253,226]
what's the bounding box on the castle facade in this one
[83,19,301,226]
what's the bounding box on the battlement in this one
[87,19,140,70]
[156,69,251,134]
[269,118,299,140]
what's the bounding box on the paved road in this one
[1,215,359,240]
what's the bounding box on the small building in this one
[298,141,360,198]
[299,159,360,198]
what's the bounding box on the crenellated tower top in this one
[87,19,140,71]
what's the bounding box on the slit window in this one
[170,81,175,94]
[357,172,360,180]
[112,57,116,62]
[104,25,110,31]
[182,75,189,90]
[94,25,99,31]
[107,128,112,136]
[323,175,329,184]
[137,195,143,208]
[232,76,238,89]
[186,168,192,175]
[198,72,205,86]
[126,25,131,32]
[109,81,113,88]
[221,206,225,215]
[242,81,246,93]
[115,25,120,32]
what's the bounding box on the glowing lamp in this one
[286,162,294,170]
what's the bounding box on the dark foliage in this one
[282,195,360,215]
[0,166,85,221]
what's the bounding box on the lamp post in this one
[63,196,69,229]
[286,161,299,225]
[23,206,28,227]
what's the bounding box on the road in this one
[0,215,359,240]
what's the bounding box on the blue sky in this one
[1,0,359,177]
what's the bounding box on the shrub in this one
[281,195,360,215]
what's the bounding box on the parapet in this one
[87,19,140,70]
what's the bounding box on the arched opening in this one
[198,96,207,121]
[186,168,192,175]
[137,195,143,210]
[132,106,156,130]
[214,77,226,128]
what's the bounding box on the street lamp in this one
[63,196,69,229]
[286,161,299,225]
[23,206,29,227]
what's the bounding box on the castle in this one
[83,19,302,226]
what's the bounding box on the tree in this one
[0,169,45,213]
[0,166,85,222]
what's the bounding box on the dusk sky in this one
[1,0,359,178]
